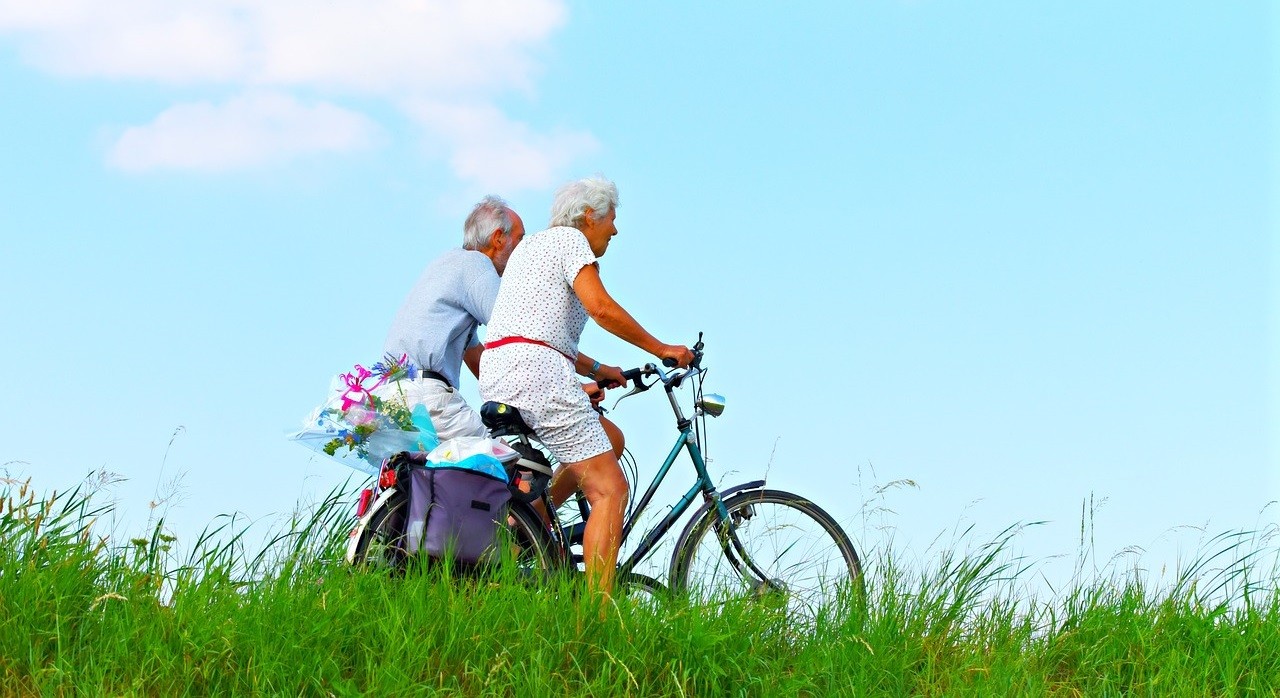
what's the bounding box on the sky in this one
[1,1,1275,592]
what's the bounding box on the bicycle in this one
[346,334,865,616]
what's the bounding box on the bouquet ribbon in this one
[338,353,410,410]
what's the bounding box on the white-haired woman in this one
[479,176,693,596]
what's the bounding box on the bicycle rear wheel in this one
[349,491,554,575]
[350,491,410,571]
[669,489,864,620]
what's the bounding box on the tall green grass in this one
[2,479,1277,696]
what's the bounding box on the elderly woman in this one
[479,176,692,595]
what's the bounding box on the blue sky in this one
[2,1,1274,588]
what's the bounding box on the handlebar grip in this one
[662,358,677,368]
[621,368,644,382]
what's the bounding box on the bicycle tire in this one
[349,491,555,575]
[668,489,864,618]
[495,500,557,578]
[349,490,410,571]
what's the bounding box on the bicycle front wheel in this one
[669,489,864,618]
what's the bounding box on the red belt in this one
[484,336,576,363]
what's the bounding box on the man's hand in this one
[583,381,606,406]
[658,344,695,368]
[593,364,628,390]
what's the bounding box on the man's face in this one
[493,213,525,275]
[581,208,617,258]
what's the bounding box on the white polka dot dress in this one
[479,227,613,463]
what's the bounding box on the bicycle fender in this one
[344,488,401,565]
[667,479,766,573]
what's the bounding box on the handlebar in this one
[606,333,706,409]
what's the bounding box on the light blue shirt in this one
[383,248,499,388]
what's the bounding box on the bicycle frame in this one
[614,415,723,576]
[568,357,756,579]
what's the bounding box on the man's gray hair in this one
[549,176,619,229]
[462,195,517,250]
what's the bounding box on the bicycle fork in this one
[707,493,788,595]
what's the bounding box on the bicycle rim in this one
[351,491,410,572]
[617,572,668,609]
[493,501,555,578]
[670,489,864,621]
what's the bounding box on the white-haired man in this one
[479,176,693,596]
[379,196,524,439]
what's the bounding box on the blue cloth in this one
[425,454,508,483]
[383,248,499,389]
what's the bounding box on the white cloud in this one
[250,0,564,95]
[108,92,379,172]
[0,0,565,92]
[406,101,598,192]
[0,0,591,187]
[0,1,249,82]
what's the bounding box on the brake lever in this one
[669,366,706,389]
[611,366,656,410]
[611,379,655,410]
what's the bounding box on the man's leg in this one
[601,415,625,459]
[433,386,488,440]
[554,450,628,595]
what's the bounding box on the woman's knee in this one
[573,453,628,502]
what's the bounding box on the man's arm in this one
[460,256,499,380]
[463,343,483,379]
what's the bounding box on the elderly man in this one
[479,176,693,595]
[379,195,524,439]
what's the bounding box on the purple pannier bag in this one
[404,457,511,564]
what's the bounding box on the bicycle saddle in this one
[481,401,534,437]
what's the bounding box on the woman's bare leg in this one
[555,450,628,596]
[546,415,625,510]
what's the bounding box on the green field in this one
[2,481,1277,696]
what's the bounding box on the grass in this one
[2,479,1278,696]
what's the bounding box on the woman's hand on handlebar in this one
[658,343,695,368]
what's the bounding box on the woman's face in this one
[580,208,618,257]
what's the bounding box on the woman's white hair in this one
[462,195,517,251]
[549,176,619,229]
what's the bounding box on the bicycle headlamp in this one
[697,393,725,417]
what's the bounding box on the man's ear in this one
[487,228,505,251]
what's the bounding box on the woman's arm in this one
[573,264,692,367]
[574,350,627,388]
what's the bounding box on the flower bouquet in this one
[289,353,440,474]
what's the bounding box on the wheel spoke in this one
[672,490,863,625]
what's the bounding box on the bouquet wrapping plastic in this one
[289,354,440,474]
[425,436,520,482]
